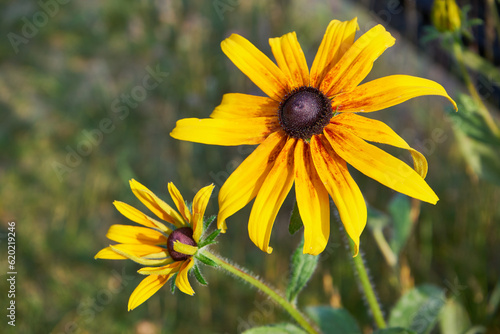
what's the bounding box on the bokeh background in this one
[1,0,499,333]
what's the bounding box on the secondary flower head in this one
[95,179,214,310]
[171,18,457,256]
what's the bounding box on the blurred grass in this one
[0,0,499,333]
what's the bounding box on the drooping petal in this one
[110,245,170,266]
[175,257,196,295]
[173,241,198,256]
[221,33,290,101]
[129,179,185,227]
[167,183,191,225]
[269,31,309,88]
[294,140,330,255]
[248,138,296,254]
[210,93,279,119]
[310,135,367,256]
[170,117,279,146]
[113,201,171,233]
[128,274,170,311]
[106,225,168,245]
[332,75,457,113]
[217,131,287,231]
[192,184,215,242]
[310,18,359,87]
[325,125,439,204]
[95,244,168,260]
[320,24,395,97]
[138,261,182,276]
[332,113,429,178]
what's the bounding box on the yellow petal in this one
[294,140,330,255]
[325,126,439,204]
[248,138,296,254]
[175,257,195,295]
[170,117,279,146]
[332,75,457,113]
[128,274,170,311]
[106,224,167,245]
[269,31,309,88]
[192,184,215,242]
[217,131,287,231]
[129,179,185,227]
[95,244,168,260]
[310,18,359,87]
[138,261,182,276]
[110,245,170,266]
[320,24,395,97]
[113,201,171,233]
[167,183,191,225]
[310,135,367,256]
[173,241,198,256]
[210,93,279,119]
[332,113,428,178]
[221,33,290,101]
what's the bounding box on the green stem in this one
[452,39,500,136]
[348,240,387,329]
[201,250,320,334]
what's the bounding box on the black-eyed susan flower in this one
[171,18,457,256]
[95,179,214,310]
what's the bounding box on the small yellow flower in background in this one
[95,179,214,311]
[171,18,457,256]
[432,0,462,33]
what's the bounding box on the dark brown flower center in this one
[278,86,333,139]
[167,227,197,261]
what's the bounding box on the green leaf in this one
[198,228,221,248]
[170,273,178,294]
[389,284,446,334]
[286,236,319,302]
[388,194,412,256]
[289,201,303,235]
[306,306,362,334]
[438,298,471,334]
[195,253,218,267]
[373,328,417,334]
[203,214,216,231]
[242,323,308,334]
[193,264,207,285]
[448,94,500,185]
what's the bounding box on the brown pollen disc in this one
[167,227,197,262]
[278,86,333,139]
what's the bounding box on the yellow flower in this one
[95,179,214,310]
[432,0,462,33]
[171,18,457,256]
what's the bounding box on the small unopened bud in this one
[431,0,462,33]
[167,227,197,261]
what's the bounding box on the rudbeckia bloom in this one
[95,179,214,310]
[171,18,456,256]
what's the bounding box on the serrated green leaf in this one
[170,273,178,294]
[193,264,207,285]
[389,284,445,334]
[306,306,362,334]
[438,298,471,334]
[448,94,500,185]
[203,214,216,231]
[289,202,303,235]
[198,228,221,248]
[242,323,308,334]
[195,252,218,267]
[286,237,319,302]
[373,328,417,334]
[388,194,412,256]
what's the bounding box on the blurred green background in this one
[1,0,499,333]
